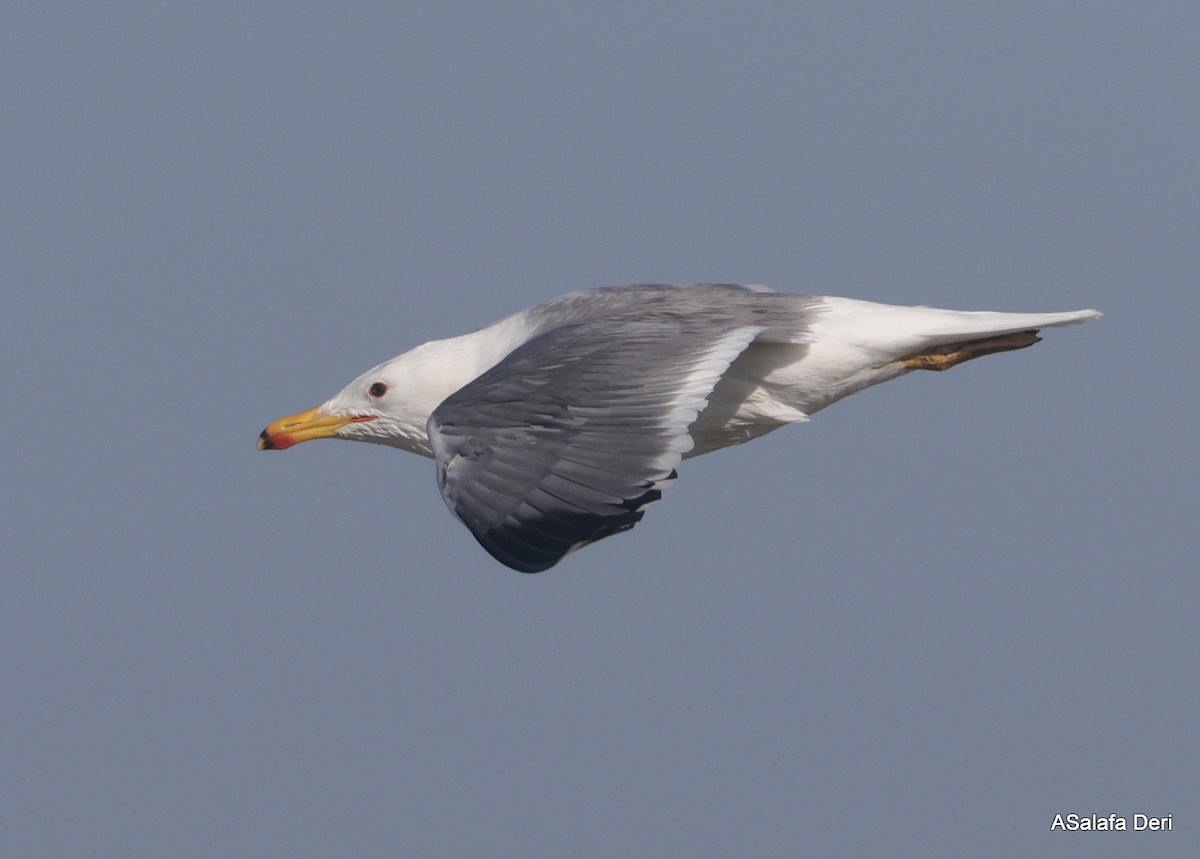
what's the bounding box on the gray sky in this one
[3,2,1196,857]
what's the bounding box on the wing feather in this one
[428,315,766,571]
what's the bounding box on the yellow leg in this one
[901,330,1042,371]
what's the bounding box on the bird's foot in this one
[901,330,1042,371]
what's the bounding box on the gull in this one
[259,284,1099,572]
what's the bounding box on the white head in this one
[258,338,479,459]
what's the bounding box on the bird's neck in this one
[396,318,531,454]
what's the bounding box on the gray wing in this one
[427,316,765,572]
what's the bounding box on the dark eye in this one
[368,382,388,398]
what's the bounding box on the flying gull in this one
[258,284,1099,572]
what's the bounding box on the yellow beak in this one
[257,407,374,451]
